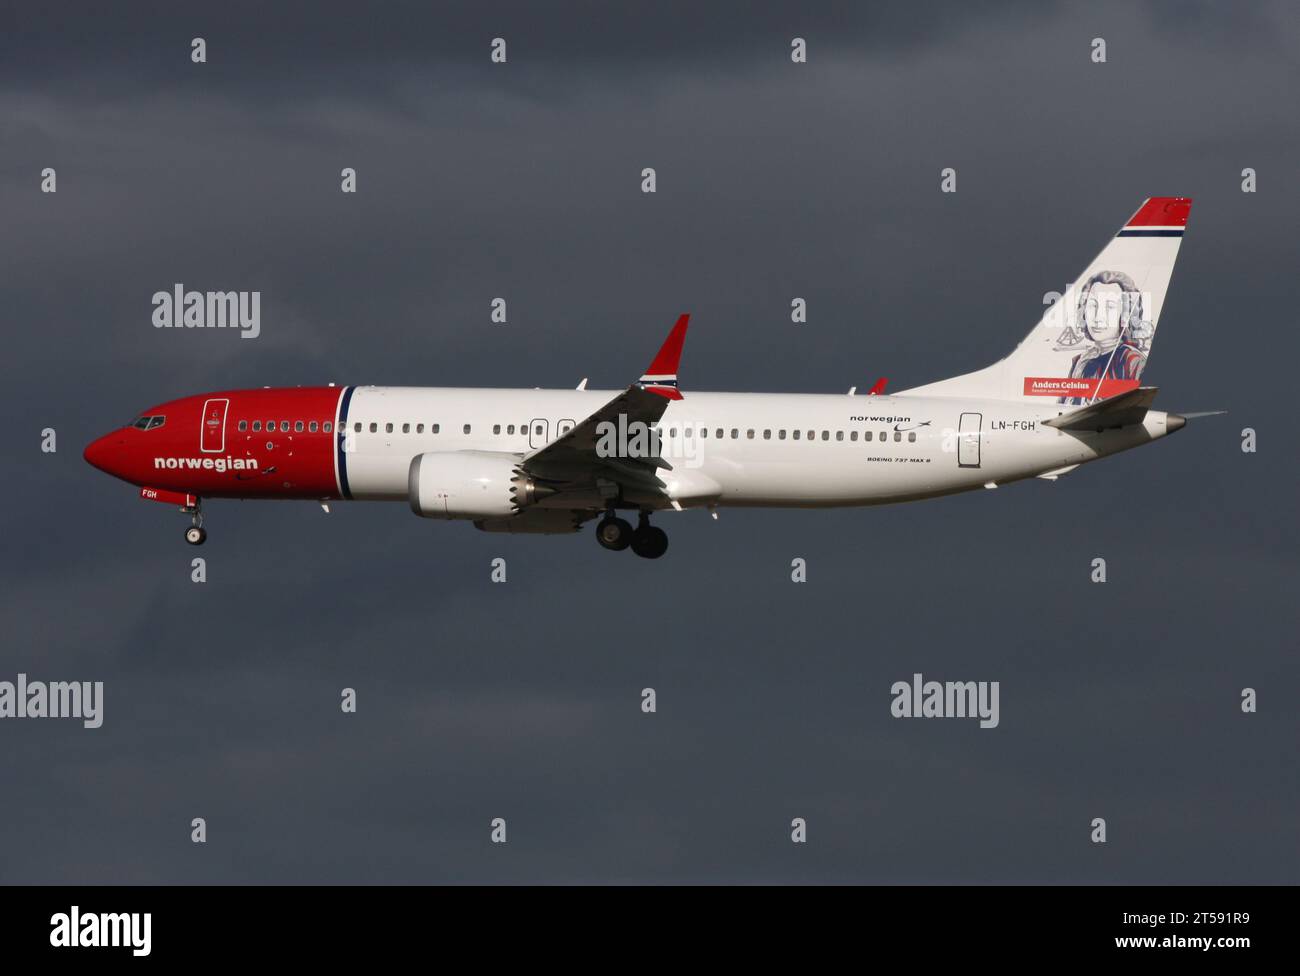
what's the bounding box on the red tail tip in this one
[1127,197,1192,227]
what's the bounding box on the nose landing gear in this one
[183,502,207,545]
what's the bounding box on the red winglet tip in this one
[867,377,888,395]
[644,314,690,378]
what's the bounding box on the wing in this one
[521,314,689,498]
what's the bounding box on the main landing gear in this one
[595,511,668,559]
[183,502,207,546]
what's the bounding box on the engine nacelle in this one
[408,451,544,520]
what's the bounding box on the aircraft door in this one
[958,412,982,468]
[528,418,549,449]
[201,398,229,453]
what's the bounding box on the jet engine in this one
[408,451,549,519]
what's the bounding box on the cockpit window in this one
[132,415,166,430]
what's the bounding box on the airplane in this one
[85,197,1199,560]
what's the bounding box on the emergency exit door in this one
[528,418,549,450]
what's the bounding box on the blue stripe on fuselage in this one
[337,386,355,499]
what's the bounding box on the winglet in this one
[867,377,888,396]
[638,313,689,400]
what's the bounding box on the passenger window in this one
[493,424,501,434]
[731,429,739,439]
[252,421,262,432]
[238,420,248,431]
[309,421,318,432]
[402,423,410,433]
[836,431,843,441]
[507,425,514,435]
[747,429,755,439]
[670,428,677,437]
[464,424,472,434]
[894,431,901,442]
[808,430,815,441]
[763,430,771,439]
[684,427,693,438]
[323,422,332,433]
[281,421,290,432]
[779,430,786,440]
[369,423,377,433]
[266,419,274,430]
[354,422,362,433]
[416,423,424,433]
[295,421,304,432]
[908,432,917,442]
[865,431,872,441]
[715,428,723,439]
[850,431,858,441]
[534,425,542,436]
[700,428,707,439]
[793,430,801,440]
[560,423,572,435]
[879,430,886,441]
[432,424,440,434]
[821,431,829,441]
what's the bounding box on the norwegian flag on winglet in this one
[638,314,690,400]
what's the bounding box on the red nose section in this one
[84,432,125,477]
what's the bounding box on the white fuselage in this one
[339,386,1177,509]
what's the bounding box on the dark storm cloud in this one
[1,1,1297,883]
[1,1,1054,90]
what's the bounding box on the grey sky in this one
[1,1,1296,882]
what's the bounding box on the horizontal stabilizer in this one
[1044,386,1158,431]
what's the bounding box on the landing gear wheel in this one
[595,516,633,551]
[185,526,207,546]
[630,524,668,559]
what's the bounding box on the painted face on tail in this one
[1082,282,1125,344]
